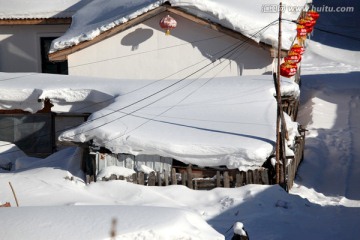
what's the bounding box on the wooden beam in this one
[0,18,71,25]
[49,6,167,62]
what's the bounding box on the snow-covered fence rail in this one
[100,166,270,190]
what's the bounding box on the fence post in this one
[224,171,230,188]
[216,171,221,187]
[137,172,144,185]
[131,173,137,184]
[148,172,156,186]
[171,168,177,185]
[253,169,259,184]
[182,172,187,186]
[247,170,253,184]
[157,171,162,186]
[260,168,269,185]
[164,170,169,186]
[187,165,193,189]
[235,173,241,187]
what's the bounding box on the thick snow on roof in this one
[50,0,311,53]
[0,72,299,169]
[0,0,87,19]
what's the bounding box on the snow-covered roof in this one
[0,72,300,170]
[0,0,87,19]
[49,0,311,55]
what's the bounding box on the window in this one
[40,37,68,74]
[0,113,89,157]
[0,114,53,157]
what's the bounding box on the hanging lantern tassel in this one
[159,15,177,36]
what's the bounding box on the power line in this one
[314,26,360,41]
[70,37,254,112]
[62,20,278,140]
[0,37,248,131]
[0,20,278,156]
[103,44,255,143]
[0,73,40,82]
[0,36,254,156]
[68,35,228,69]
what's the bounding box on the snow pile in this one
[50,0,310,53]
[0,205,223,240]
[0,141,26,170]
[14,147,83,175]
[233,222,247,237]
[0,73,300,170]
[1,1,360,239]
[0,0,86,19]
[58,76,297,170]
[0,72,118,113]
[0,88,43,113]
[97,166,136,180]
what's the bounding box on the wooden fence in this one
[101,166,270,190]
[99,127,305,191]
[100,133,305,191]
[286,128,306,190]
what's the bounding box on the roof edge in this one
[49,5,288,62]
[0,18,72,25]
[49,5,168,61]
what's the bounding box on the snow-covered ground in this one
[1,1,360,239]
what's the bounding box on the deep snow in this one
[1,0,360,239]
[0,73,300,170]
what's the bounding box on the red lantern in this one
[297,24,307,37]
[307,10,320,21]
[304,16,316,33]
[159,15,177,35]
[290,44,305,55]
[284,51,302,64]
[305,16,316,27]
[299,18,314,33]
[280,62,298,78]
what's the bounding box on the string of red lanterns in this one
[280,9,319,78]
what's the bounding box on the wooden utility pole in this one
[275,2,283,185]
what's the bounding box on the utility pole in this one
[275,2,283,185]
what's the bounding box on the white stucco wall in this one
[0,24,69,73]
[68,12,273,80]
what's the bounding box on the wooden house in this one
[0,0,310,190]
[48,1,308,80]
[0,0,87,74]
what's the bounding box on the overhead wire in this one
[70,35,254,112]
[68,35,228,69]
[64,19,279,140]
[0,35,244,132]
[0,19,278,155]
[103,43,254,144]
[0,36,255,155]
